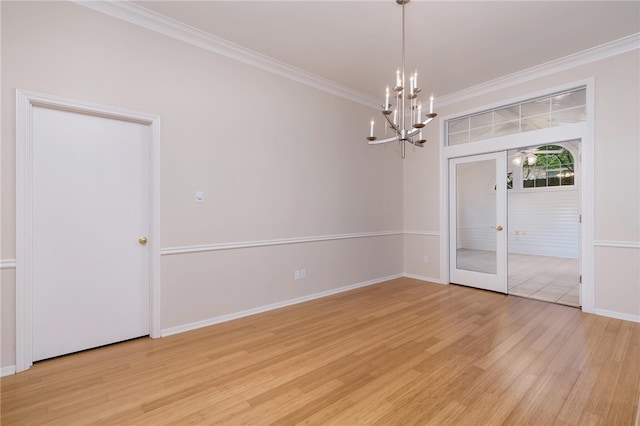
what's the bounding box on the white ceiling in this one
[135,1,640,99]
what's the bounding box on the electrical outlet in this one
[423,255,429,264]
[294,269,307,280]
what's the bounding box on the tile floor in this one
[456,249,580,307]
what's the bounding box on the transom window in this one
[447,88,586,146]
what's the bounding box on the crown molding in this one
[436,33,640,108]
[73,1,378,108]
[73,2,637,112]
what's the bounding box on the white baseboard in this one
[594,309,640,323]
[402,273,443,284]
[161,273,403,337]
[1,365,16,377]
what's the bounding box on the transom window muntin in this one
[447,88,586,146]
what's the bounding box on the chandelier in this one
[366,0,437,159]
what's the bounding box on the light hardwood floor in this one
[2,278,639,425]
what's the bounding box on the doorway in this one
[16,90,161,372]
[506,142,580,306]
[440,81,594,314]
[448,142,581,307]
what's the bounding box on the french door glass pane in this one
[456,160,497,274]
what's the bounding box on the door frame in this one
[439,79,595,313]
[449,152,508,293]
[16,89,162,372]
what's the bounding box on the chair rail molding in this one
[593,240,640,249]
[0,259,17,270]
[161,231,405,256]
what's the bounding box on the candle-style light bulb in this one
[385,87,390,109]
[417,103,422,124]
[409,74,414,94]
[393,109,398,125]
[430,95,434,114]
[370,119,375,137]
[414,71,418,90]
[396,69,401,87]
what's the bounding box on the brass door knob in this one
[139,237,148,245]
[496,226,504,231]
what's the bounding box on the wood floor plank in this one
[1,278,638,425]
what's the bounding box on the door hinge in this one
[579,214,582,223]
[580,275,582,284]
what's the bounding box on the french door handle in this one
[495,226,504,231]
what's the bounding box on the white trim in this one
[0,259,17,269]
[1,365,16,377]
[437,34,639,107]
[149,114,162,338]
[594,240,640,249]
[402,273,443,284]
[403,231,440,237]
[15,89,162,373]
[581,78,596,314]
[73,1,377,109]
[161,231,404,255]
[594,309,640,324]
[439,117,449,288]
[161,273,402,337]
[444,123,586,160]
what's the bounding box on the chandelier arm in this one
[406,116,437,138]
[367,135,400,145]
[383,113,400,133]
[368,136,424,149]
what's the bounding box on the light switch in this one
[195,191,204,203]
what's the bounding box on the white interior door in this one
[449,152,507,293]
[32,106,150,361]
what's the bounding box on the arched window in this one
[518,145,575,188]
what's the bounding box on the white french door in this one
[449,152,507,293]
